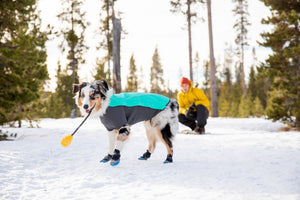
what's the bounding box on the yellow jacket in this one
[177,81,210,115]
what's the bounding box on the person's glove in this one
[185,103,197,120]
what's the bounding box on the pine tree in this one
[246,65,266,117]
[231,80,242,117]
[253,97,264,117]
[56,0,89,117]
[202,60,210,96]
[170,0,204,81]
[219,100,231,117]
[57,0,89,82]
[232,0,251,99]
[247,66,256,101]
[150,47,165,94]
[0,0,48,126]
[94,58,111,83]
[259,0,300,128]
[54,63,75,118]
[45,93,65,119]
[218,66,232,117]
[255,67,269,109]
[126,54,138,92]
[238,95,251,117]
[97,0,117,85]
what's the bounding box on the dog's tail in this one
[161,99,179,148]
[161,123,173,148]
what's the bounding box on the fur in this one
[73,80,179,165]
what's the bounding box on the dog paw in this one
[100,154,112,163]
[110,159,120,166]
[138,150,151,160]
[163,154,173,164]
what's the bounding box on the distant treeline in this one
[0,0,299,130]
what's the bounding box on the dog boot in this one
[110,149,121,166]
[163,154,173,164]
[100,154,112,163]
[139,150,151,160]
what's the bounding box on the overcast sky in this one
[38,0,272,91]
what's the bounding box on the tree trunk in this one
[207,0,218,117]
[106,0,111,78]
[296,54,300,129]
[112,16,122,93]
[239,1,247,99]
[240,60,247,99]
[187,0,193,81]
[18,104,22,128]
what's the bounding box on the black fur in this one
[170,100,179,111]
[101,80,109,91]
[161,124,173,148]
[94,80,109,99]
[72,84,79,94]
[119,127,129,135]
[73,82,87,96]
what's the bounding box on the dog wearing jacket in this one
[73,80,179,166]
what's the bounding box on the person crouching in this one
[177,77,210,134]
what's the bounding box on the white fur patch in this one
[91,88,113,118]
[150,100,179,138]
[74,85,113,118]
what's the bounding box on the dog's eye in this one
[90,95,95,100]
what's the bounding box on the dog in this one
[72,80,179,166]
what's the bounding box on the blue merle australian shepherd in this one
[73,80,179,166]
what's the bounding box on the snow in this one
[1,117,300,200]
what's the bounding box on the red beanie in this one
[180,77,190,86]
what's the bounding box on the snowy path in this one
[1,118,300,200]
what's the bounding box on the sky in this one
[37,0,272,91]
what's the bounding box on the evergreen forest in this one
[0,0,299,130]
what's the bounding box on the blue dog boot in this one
[110,159,120,166]
[139,150,151,160]
[100,154,112,163]
[163,154,173,164]
[110,149,121,166]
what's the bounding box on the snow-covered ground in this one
[0,117,299,200]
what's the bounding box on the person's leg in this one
[195,105,209,134]
[178,114,196,130]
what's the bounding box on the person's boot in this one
[194,126,205,135]
[198,127,205,134]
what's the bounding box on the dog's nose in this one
[83,104,89,110]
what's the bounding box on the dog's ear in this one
[72,84,80,94]
[73,82,87,94]
[95,80,109,92]
[101,80,109,92]
[80,82,87,88]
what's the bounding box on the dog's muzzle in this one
[83,103,96,114]
[83,104,91,113]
